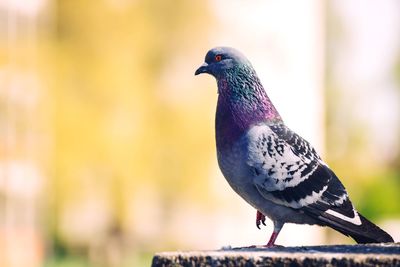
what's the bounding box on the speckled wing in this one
[246,123,352,213]
[246,123,394,243]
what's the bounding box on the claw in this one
[256,210,266,229]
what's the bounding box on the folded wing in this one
[246,123,393,243]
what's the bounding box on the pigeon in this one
[195,47,394,246]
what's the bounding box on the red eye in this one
[215,55,222,62]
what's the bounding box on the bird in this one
[195,46,394,246]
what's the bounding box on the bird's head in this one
[195,47,282,123]
[194,47,252,78]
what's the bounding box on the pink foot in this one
[264,231,279,247]
[256,210,266,229]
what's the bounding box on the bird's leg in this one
[264,221,284,247]
[256,210,266,229]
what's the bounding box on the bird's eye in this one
[215,55,222,62]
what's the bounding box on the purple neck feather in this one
[215,67,282,149]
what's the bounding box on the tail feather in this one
[322,212,394,244]
[344,214,393,243]
[301,169,393,243]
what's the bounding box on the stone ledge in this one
[152,243,400,267]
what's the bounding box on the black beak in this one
[195,63,209,75]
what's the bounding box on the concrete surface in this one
[152,243,400,266]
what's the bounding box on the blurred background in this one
[0,0,399,266]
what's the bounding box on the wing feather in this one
[246,123,356,218]
[245,123,393,243]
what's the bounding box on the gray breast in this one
[217,139,249,187]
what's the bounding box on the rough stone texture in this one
[152,243,400,267]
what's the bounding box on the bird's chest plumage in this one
[217,141,246,182]
[217,137,257,203]
[215,99,253,192]
[215,116,287,219]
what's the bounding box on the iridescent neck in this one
[216,69,282,130]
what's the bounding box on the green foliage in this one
[357,171,400,219]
